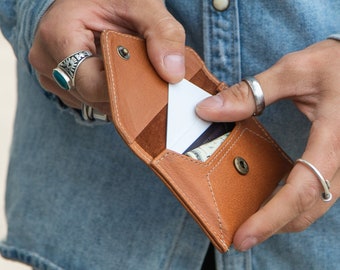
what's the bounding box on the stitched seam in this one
[206,124,292,243]
[154,128,249,248]
[104,32,126,140]
[155,123,289,247]
[133,143,152,163]
[155,154,228,249]
[252,119,293,164]
[206,172,226,245]
[206,123,242,164]
[206,127,247,244]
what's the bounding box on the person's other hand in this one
[196,39,340,251]
[29,0,185,117]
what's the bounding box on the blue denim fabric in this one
[0,0,55,74]
[1,0,340,269]
[1,67,209,270]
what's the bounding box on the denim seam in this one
[246,248,253,270]
[0,243,64,270]
[234,0,241,81]
[161,212,190,270]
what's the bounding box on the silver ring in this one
[296,158,332,202]
[242,76,265,116]
[52,51,93,91]
[81,104,108,122]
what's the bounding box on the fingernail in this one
[197,94,223,109]
[238,237,258,252]
[164,54,185,77]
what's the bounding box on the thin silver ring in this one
[81,104,108,122]
[52,51,93,91]
[242,76,265,116]
[296,158,332,202]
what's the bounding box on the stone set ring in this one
[242,76,265,116]
[52,50,93,91]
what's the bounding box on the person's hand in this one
[196,39,340,251]
[29,0,185,117]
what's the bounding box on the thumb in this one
[132,1,185,83]
[195,79,264,122]
[195,63,288,122]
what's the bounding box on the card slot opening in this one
[183,122,235,162]
[135,105,235,161]
[183,122,234,153]
[135,69,226,159]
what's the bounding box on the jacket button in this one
[213,0,230,11]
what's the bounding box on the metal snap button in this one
[117,46,130,60]
[213,0,230,11]
[233,157,249,175]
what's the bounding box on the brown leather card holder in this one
[101,30,293,253]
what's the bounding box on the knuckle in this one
[229,82,257,116]
[76,80,97,103]
[300,215,315,229]
[75,59,107,103]
[28,43,45,70]
[150,17,185,43]
[76,86,95,103]
[36,21,55,47]
[76,76,98,103]
[232,82,253,102]
[37,75,48,91]
[286,215,314,233]
[28,49,37,67]
[295,183,320,214]
[165,21,185,39]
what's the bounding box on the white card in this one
[166,79,212,153]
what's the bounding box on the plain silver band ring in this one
[242,76,265,116]
[52,51,93,91]
[81,104,108,122]
[296,158,332,202]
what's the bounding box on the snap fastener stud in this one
[233,157,249,175]
[117,46,130,60]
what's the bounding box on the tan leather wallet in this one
[101,30,293,253]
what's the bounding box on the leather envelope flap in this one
[101,31,168,144]
[101,30,225,161]
[151,118,292,252]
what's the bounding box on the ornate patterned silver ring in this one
[52,51,93,91]
[242,76,265,116]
